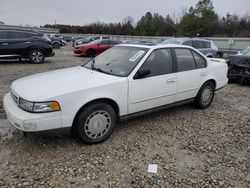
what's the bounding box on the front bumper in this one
[3,93,62,132]
[47,51,55,57]
[74,48,82,55]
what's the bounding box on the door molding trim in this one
[130,92,177,104]
[120,98,194,122]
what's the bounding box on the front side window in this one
[182,40,192,47]
[0,31,8,39]
[175,48,196,72]
[8,31,30,39]
[83,46,149,77]
[138,48,173,77]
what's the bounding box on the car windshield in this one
[81,36,94,42]
[244,51,250,56]
[82,46,149,77]
[241,47,250,55]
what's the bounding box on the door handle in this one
[24,41,31,44]
[1,43,8,46]
[167,79,176,84]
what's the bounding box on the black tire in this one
[28,49,45,64]
[87,49,96,57]
[195,81,215,109]
[77,102,117,144]
[52,42,61,49]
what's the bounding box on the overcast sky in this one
[0,0,249,26]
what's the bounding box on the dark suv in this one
[0,29,54,63]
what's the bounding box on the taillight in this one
[43,34,52,44]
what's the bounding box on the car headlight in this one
[19,98,34,112]
[18,98,61,113]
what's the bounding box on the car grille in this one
[11,89,19,105]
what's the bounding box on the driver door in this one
[128,48,177,114]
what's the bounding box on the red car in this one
[74,39,121,57]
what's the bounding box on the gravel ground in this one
[0,45,249,187]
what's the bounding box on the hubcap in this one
[84,110,111,139]
[31,51,43,63]
[201,85,213,105]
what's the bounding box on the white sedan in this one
[3,44,228,144]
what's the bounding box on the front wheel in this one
[29,49,45,64]
[77,103,117,144]
[86,49,96,57]
[195,81,215,109]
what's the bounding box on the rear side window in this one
[175,48,196,72]
[8,31,31,39]
[0,31,8,39]
[203,41,211,48]
[192,41,204,49]
[192,50,206,68]
[139,48,173,77]
[99,40,109,45]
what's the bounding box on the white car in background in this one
[3,44,228,144]
[161,38,221,58]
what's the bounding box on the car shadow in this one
[4,103,197,149]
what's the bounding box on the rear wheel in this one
[29,49,45,64]
[87,49,96,57]
[195,81,215,109]
[77,103,116,144]
[52,42,61,49]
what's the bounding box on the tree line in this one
[43,0,250,37]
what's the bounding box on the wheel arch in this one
[86,48,96,56]
[26,47,45,57]
[71,98,120,132]
[206,53,214,58]
[201,79,216,89]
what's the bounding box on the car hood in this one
[229,55,250,68]
[11,67,123,101]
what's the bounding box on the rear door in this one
[7,31,32,56]
[128,48,177,114]
[0,31,9,56]
[173,48,208,101]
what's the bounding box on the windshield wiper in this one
[82,58,112,75]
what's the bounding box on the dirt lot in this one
[0,45,249,188]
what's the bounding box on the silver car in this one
[161,38,220,58]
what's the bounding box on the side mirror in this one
[134,69,151,79]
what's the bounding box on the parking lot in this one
[0,45,249,187]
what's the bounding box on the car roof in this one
[0,28,40,33]
[164,37,212,43]
[118,43,195,50]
